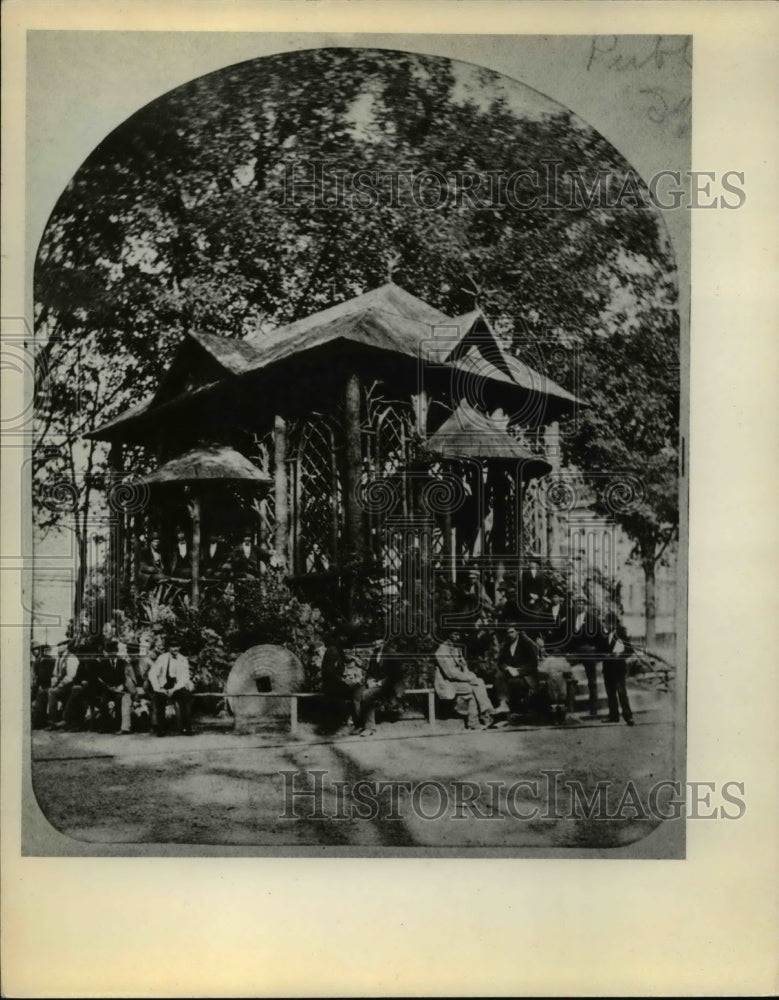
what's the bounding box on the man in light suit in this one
[434,630,495,730]
[45,641,80,728]
[148,640,194,736]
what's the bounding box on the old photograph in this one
[27,33,688,855]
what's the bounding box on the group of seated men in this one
[318,579,636,735]
[139,526,270,589]
[31,626,195,737]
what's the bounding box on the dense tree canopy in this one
[34,48,680,637]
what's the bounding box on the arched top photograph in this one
[29,37,684,860]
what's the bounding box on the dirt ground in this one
[31,686,680,852]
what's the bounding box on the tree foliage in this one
[34,48,680,634]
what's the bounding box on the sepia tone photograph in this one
[3,3,777,997]
[25,33,689,855]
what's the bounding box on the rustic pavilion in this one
[87,283,577,622]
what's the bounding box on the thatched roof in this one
[88,283,577,442]
[140,445,271,486]
[242,283,451,369]
[188,330,269,375]
[427,401,553,474]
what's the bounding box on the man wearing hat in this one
[601,611,635,726]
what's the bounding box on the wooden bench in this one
[193,687,444,736]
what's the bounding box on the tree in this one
[34,48,680,634]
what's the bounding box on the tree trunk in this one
[73,533,89,635]
[190,494,201,610]
[641,540,657,650]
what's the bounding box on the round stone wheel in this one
[225,644,305,728]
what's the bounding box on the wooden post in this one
[273,415,288,567]
[413,389,429,441]
[516,469,525,560]
[130,517,139,603]
[544,420,561,470]
[442,508,453,569]
[290,695,298,736]
[190,493,201,610]
[427,689,436,728]
[344,372,365,563]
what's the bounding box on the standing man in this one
[601,611,635,726]
[148,640,194,736]
[434,629,495,730]
[566,595,608,717]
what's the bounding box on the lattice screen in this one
[522,478,549,557]
[363,394,416,572]
[288,416,343,574]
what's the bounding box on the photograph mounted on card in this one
[25,32,688,857]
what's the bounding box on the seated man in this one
[494,625,541,714]
[357,638,406,737]
[147,640,194,736]
[202,532,232,580]
[31,643,56,729]
[120,642,151,734]
[93,636,129,733]
[45,641,81,729]
[231,531,263,580]
[320,628,365,732]
[434,629,495,730]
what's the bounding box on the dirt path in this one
[31,694,679,852]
